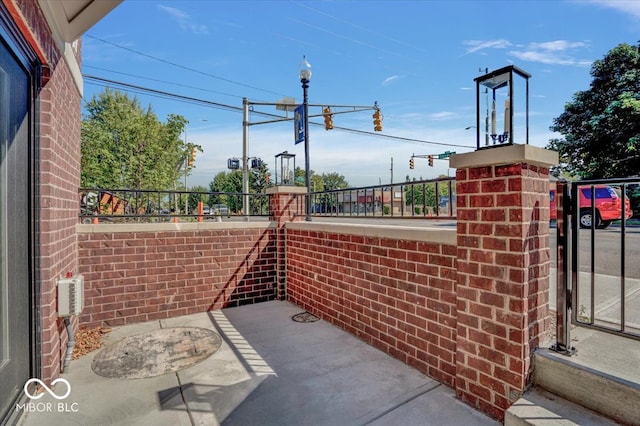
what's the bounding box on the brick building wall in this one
[6,0,82,384]
[286,223,459,387]
[38,53,83,383]
[77,223,278,328]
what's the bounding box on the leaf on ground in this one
[72,326,112,359]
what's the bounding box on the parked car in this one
[210,204,230,216]
[550,185,632,229]
[578,185,632,228]
[203,205,210,215]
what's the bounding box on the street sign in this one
[437,151,456,159]
[294,104,305,145]
[227,158,240,170]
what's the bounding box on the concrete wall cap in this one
[77,221,274,233]
[266,186,308,195]
[286,221,456,246]
[449,144,558,169]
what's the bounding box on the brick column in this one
[450,145,558,421]
[266,186,307,299]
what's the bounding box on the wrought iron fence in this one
[554,177,640,353]
[78,188,270,223]
[309,177,456,219]
[79,178,457,223]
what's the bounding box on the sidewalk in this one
[20,301,498,426]
[548,268,640,386]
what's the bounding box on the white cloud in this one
[510,39,592,66]
[588,0,640,19]
[157,5,209,35]
[464,37,592,66]
[382,75,401,86]
[529,40,589,51]
[430,111,455,121]
[463,39,512,54]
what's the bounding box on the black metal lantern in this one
[474,65,531,150]
[274,151,296,186]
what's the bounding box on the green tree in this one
[404,176,453,214]
[81,88,198,190]
[547,42,640,179]
[209,171,242,212]
[321,172,349,190]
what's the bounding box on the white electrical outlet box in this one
[58,275,84,317]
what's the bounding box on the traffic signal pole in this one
[410,151,456,168]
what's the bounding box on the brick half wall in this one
[77,222,277,328]
[286,222,458,387]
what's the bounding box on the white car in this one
[210,204,230,216]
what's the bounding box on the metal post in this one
[242,97,250,217]
[184,126,188,216]
[302,78,311,221]
[552,179,575,355]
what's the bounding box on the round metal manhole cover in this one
[292,311,319,323]
[91,327,221,379]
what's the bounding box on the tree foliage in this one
[404,175,453,213]
[547,42,640,179]
[81,88,198,190]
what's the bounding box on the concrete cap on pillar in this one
[449,144,558,169]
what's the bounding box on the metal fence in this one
[78,188,270,223]
[79,178,457,223]
[310,177,456,219]
[554,177,640,354]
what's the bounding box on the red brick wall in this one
[8,0,82,383]
[38,57,82,384]
[286,225,458,387]
[267,188,306,299]
[455,163,551,421]
[77,224,277,328]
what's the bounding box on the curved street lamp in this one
[299,56,312,221]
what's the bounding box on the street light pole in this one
[242,97,250,217]
[184,125,188,216]
[299,55,312,221]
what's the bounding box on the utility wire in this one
[85,34,289,99]
[84,65,242,100]
[84,74,472,149]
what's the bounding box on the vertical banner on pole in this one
[294,104,305,145]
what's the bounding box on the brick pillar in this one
[450,145,558,422]
[266,186,307,299]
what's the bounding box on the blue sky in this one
[83,0,640,188]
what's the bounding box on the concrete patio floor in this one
[20,300,499,426]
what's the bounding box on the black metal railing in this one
[571,178,640,340]
[78,188,270,223]
[554,177,640,351]
[79,178,457,223]
[309,177,456,219]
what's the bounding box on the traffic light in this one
[428,155,434,167]
[372,110,383,132]
[187,147,196,166]
[409,158,415,169]
[323,107,334,130]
